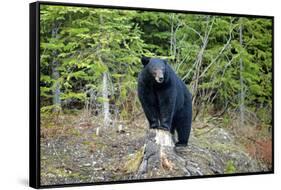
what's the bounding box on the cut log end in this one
[155,129,175,147]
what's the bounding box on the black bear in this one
[137,56,192,147]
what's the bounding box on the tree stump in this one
[135,129,190,179]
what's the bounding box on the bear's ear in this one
[141,56,150,66]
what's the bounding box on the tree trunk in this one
[135,129,190,179]
[52,60,60,106]
[98,14,111,128]
[102,72,110,127]
[239,22,245,127]
[191,17,214,107]
[169,13,175,58]
[51,23,61,111]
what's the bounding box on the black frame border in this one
[29,1,274,189]
[30,1,41,189]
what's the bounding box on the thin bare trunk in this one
[239,23,245,127]
[170,14,175,57]
[170,14,184,71]
[51,23,61,110]
[191,17,214,106]
[198,21,234,79]
[102,72,110,127]
[98,15,111,127]
[52,60,60,106]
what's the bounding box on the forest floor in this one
[40,112,272,186]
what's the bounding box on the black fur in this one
[138,57,192,146]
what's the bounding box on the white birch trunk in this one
[97,14,111,127]
[102,72,110,127]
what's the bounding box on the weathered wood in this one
[136,129,190,179]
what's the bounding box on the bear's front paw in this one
[158,126,170,131]
[158,123,170,131]
[150,123,159,129]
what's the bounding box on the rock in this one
[81,163,91,167]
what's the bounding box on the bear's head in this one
[141,56,168,84]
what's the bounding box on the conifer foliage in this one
[40,5,272,126]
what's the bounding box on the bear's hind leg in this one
[175,125,188,147]
[174,113,191,147]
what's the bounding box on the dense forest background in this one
[39,5,272,185]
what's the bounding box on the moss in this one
[123,146,145,173]
[225,160,236,174]
[42,167,82,179]
[222,115,231,128]
[193,127,216,137]
[44,124,56,129]
[190,152,213,164]
[82,141,91,146]
[206,142,241,153]
[68,128,81,136]
[194,128,245,154]
[62,109,81,115]
[92,133,99,139]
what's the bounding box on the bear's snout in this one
[155,75,164,83]
[158,76,164,83]
[154,70,164,83]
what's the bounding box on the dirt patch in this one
[40,113,271,186]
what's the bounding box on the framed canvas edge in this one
[37,0,274,18]
[271,16,275,174]
[30,1,41,189]
[29,1,275,189]
[37,172,275,189]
